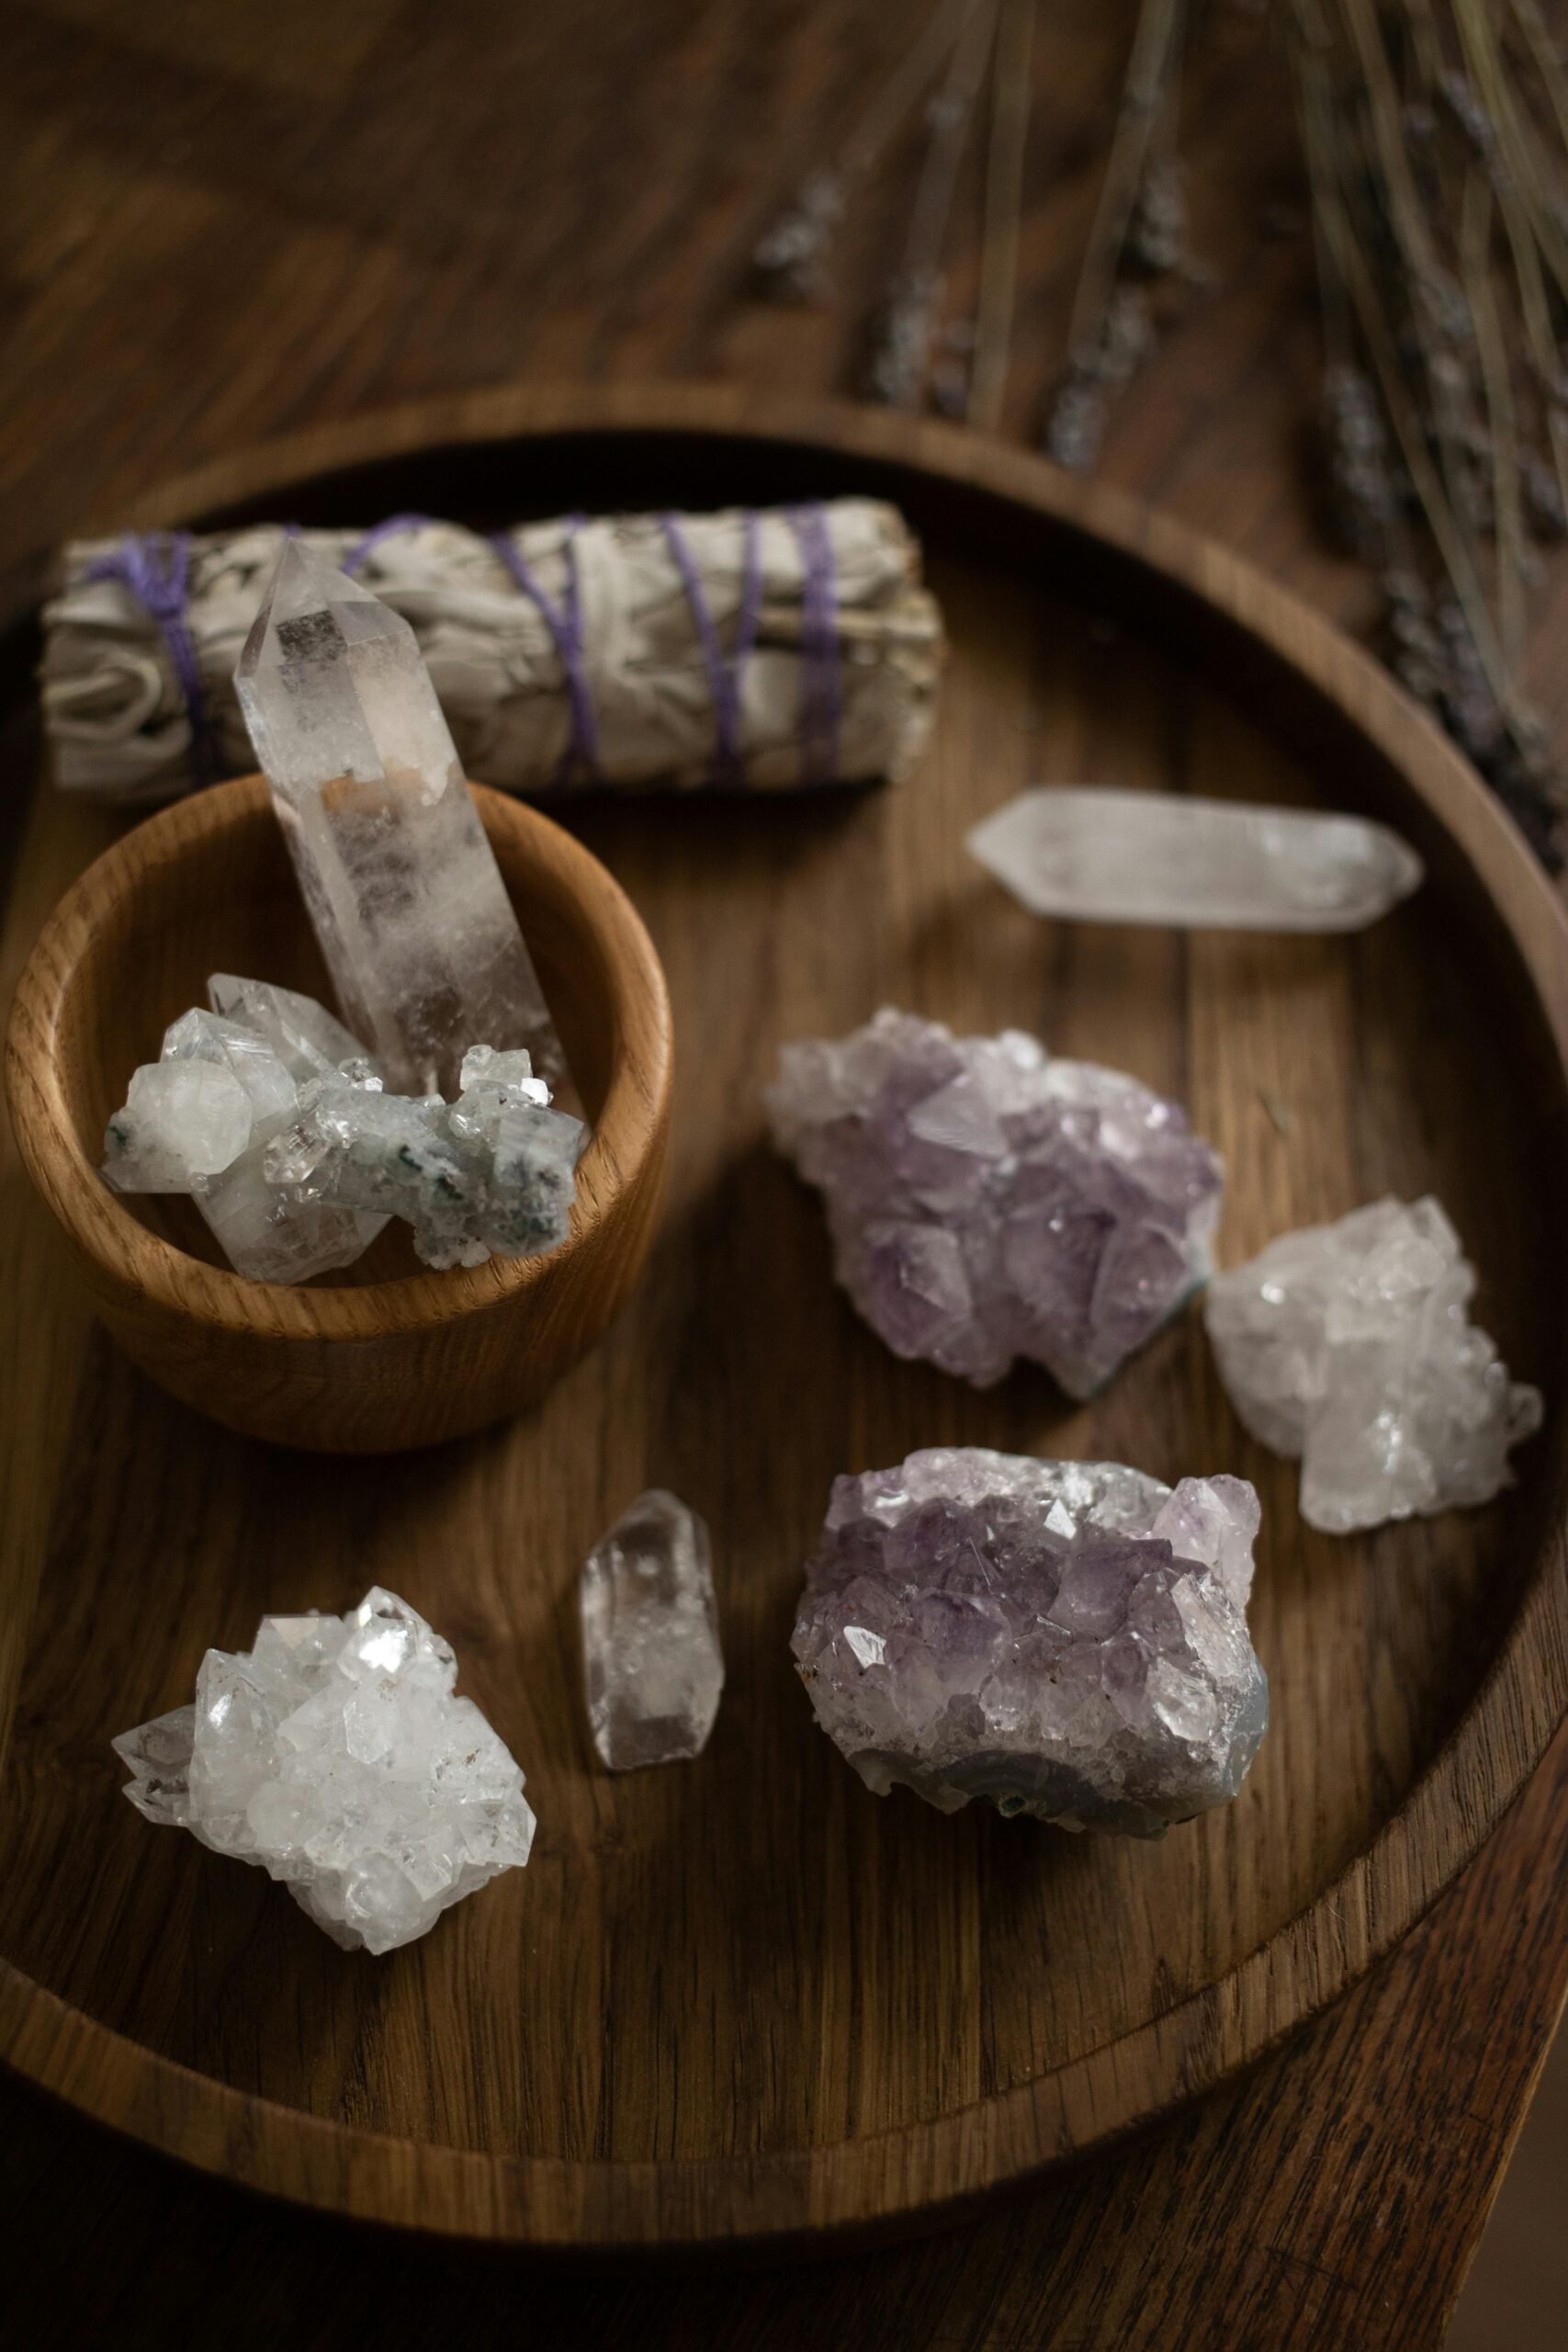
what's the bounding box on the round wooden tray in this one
[2,386,1566,2254]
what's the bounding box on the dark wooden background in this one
[1,3,1565,2345]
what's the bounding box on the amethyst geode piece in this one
[765,1009,1223,1396]
[792,1449,1268,1836]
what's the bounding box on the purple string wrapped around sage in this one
[490,520,601,787]
[82,531,216,786]
[660,510,762,786]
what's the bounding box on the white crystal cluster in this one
[967,786,1424,933]
[1206,1195,1542,1533]
[793,1450,1268,1835]
[104,981,584,1281]
[235,540,564,1096]
[266,1040,585,1272]
[113,1589,536,1954]
[766,1007,1223,1396]
[579,1491,724,1770]
[104,974,389,1283]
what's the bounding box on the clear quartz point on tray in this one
[966,786,1424,933]
[234,539,565,1097]
[579,1491,724,1770]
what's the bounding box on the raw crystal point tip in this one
[765,1006,1223,1397]
[1205,1194,1542,1533]
[579,1490,725,1770]
[101,975,389,1283]
[113,1588,536,1954]
[235,538,565,1097]
[967,786,1424,932]
[793,1449,1268,1834]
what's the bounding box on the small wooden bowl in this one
[4,774,672,1452]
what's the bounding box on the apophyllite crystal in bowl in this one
[766,1008,1223,1396]
[792,1449,1268,1836]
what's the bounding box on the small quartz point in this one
[794,1449,1268,1834]
[113,1588,536,1954]
[103,980,389,1282]
[967,787,1424,932]
[265,1040,584,1271]
[1206,1195,1542,1533]
[579,1491,724,1770]
[234,539,565,1097]
[766,1007,1223,1396]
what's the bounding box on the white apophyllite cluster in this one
[1205,1196,1542,1533]
[103,974,390,1283]
[103,979,583,1282]
[114,1589,535,1954]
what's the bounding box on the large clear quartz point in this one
[234,539,565,1096]
[793,1449,1268,1834]
[967,787,1424,932]
[113,1589,536,1954]
[579,1490,724,1770]
[1206,1195,1542,1532]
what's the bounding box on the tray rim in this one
[4,379,1567,2250]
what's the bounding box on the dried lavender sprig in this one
[753,0,986,302]
[1043,0,1190,469]
[966,0,1036,431]
[1294,6,1563,857]
[864,0,999,410]
[1461,168,1527,675]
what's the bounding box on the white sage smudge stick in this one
[40,500,945,806]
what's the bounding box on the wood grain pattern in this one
[5,2,1568,2337]
[5,775,673,1449]
[1,390,1565,2254]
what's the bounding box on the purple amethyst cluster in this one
[792,1449,1268,1835]
[765,1009,1222,1396]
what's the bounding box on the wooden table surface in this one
[2,4,1565,2344]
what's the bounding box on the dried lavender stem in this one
[1065,0,1184,360]
[752,0,985,301]
[842,0,988,176]
[1339,0,1448,291]
[967,0,1035,431]
[865,0,999,409]
[1483,121,1568,523]
[1456,0,1568,307]
[1461,169,1527,676]
[1302,59,1512,713]
[1506,0,1568,162]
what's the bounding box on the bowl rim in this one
[4,772,672,1340]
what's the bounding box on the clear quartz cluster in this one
[103,974,389,1283]
[579,1491,725,1769]
[967,787,1424,933]
[265,1042,585,1272]
[234,539,564,1097]
[1205,1195,1542,1533]
[792,1449,1268,1835]
[766,1008,1223,1396]
[113,1589,536,1954]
